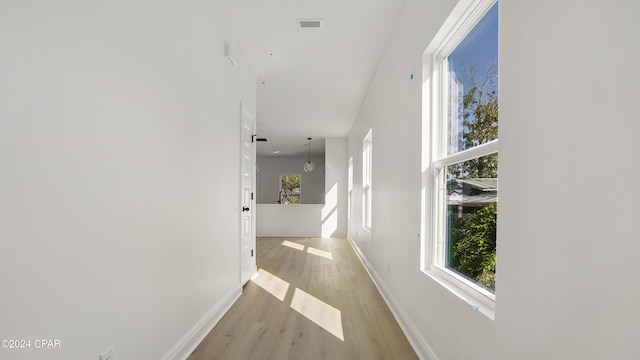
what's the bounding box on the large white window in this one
[423,0,498,317]
[362,130,372,231]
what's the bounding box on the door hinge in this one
[251,249,254,257]
[251,134,255,143]
[251,192,254,200]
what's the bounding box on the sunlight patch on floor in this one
[290,288,344,341]
[306,246,333,260]
[251,268,290,301]
[282,240,305,251]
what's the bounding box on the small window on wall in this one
[348,156,353,219]
[362,130,372,231]
[423,0,498,317]
[279,174,301,204]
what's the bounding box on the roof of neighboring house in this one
[458,178,498,191]
[448,193,497,206]
[448,178,498,206]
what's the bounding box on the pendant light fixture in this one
[304,137,315,172]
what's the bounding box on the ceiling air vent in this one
[298,19,323,28]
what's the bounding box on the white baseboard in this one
[256,234,347,238]
[256,234,321,238]
[164,285,242,360]
[346,236,440,360]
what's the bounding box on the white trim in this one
[426,266,495,318]
[423,0,497,57]
[347,236,440,360]
[163,286,242,360]
[256,234,341,238]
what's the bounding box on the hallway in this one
[188,237,418,360]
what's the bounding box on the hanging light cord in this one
[304,137,315,172]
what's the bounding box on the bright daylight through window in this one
[279,174,301,204]
[424,0,498,314]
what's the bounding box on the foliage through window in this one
[442,2,497,292]
[445,157,497,290]
[279,174,301,204]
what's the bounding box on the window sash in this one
[433,149,498,270]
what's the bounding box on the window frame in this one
[362,130,373,231]
[422,0,498,319]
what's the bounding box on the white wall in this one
[497,0,640,359]
[347,0,640,360]
[257,156,325,204]
[324,138,348,237]
[0,1,256,360]
[256,204,324,237]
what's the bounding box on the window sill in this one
[423,265,495,320]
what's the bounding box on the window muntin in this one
[362,131,372,231]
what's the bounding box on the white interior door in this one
[240,103,256,284]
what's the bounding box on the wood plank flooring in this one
[187,237,418,360]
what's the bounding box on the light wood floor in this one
[187,237,418,360]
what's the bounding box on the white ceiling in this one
[217,0,406,157]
